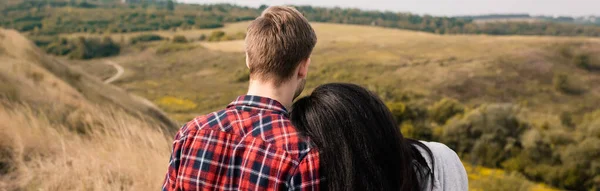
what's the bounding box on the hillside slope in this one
[77,22,600,189]
[0,28,177,131]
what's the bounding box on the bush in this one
[559,111,574,128]
[208,31,226,42]
[155,43,195,54]
[233,69,250,82]
[553,73,583,95]
[198,34,207,41]
[69,36,120,59]
[222,32,246,41]
[195,20,224,29]
[429,98,465,124]
[45,38,73,56]
[130,34,163,44]
[172,35,188,43]
[572,53,600,71]
[442,104,528,167]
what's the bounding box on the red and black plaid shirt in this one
[163,95,321,191]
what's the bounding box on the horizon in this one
[177,0,599,17]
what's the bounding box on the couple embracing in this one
[162,6,467,191]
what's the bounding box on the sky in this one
[178,0,599,17]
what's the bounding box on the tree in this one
[167,0,174,11]
[429,98,465,125]
[172,35,187,43]
[442,104,528,167]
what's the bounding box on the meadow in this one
[65,22,600,190]
[2,1,600,189]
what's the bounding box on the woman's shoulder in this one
[418,141,457,159]
[417,141,462,168]
[416,141,469,191]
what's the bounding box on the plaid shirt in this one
[163,95,321,191]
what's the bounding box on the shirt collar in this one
[228,95,288,114]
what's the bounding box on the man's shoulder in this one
[179,108,314,158]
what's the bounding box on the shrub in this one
[553,73,582,95]
[155,43,195,54]
[573,53,591,69]
[233,69,250,82]
[69,36,121,59]
[386,102,407,122]
[130,34,163,44]
[198,34,207,41]
[442,104,529,167]
[559,111,574,128]
[429,98,465,124]
[195,20,224,29]
[573,52,600,71]
[208,31,226,42]
[222,32,246,41]
[172,35,188,43]
[45,38,73,56]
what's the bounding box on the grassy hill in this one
[81,22,600,121]
[0,28,177,190]
[71,22,600,190]
[0,27,565,191]
[0,28,177,131]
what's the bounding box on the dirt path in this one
[103,60,124,84]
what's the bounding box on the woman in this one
[290,83,468,191]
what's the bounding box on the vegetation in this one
[30,35,121,59]
[171,35,187,43]
[130,33,163,44]
[2,1,600,190]
[0,101,170,190]
[2,0,600,38]
[428,98,465,124]
[155,43,195,54]
[68,36,120,59]
[74,22,600,190]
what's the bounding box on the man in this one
[162,6,320,191]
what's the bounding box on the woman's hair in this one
[291,83,434,191]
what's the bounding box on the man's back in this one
[162,96,320,191]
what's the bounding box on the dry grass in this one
[0,102,171,190]
[0,28,178,130]
[0,100,558,191]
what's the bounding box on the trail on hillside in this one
[103,60,124,84]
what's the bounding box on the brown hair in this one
[245,6,317,85]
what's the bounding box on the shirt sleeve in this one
[162,125,188,191]
[434,142,469,191]
[287,149,321,191]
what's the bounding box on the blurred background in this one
[0,0,599,190]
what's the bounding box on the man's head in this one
[245,6,316,98]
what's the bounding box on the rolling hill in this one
[0,24,567,190]
[0,28,177,132]
[70,21,600,190]
[0,28,179,190]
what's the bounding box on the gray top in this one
[416,141,469,191]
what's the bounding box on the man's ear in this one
[245,52,250,69]
[298,58,311,79]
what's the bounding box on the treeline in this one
[32,36,120,59]
[0,1,257,35]
[294,6,600,36]
[2,0,600,38]
[382,96,599,190]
